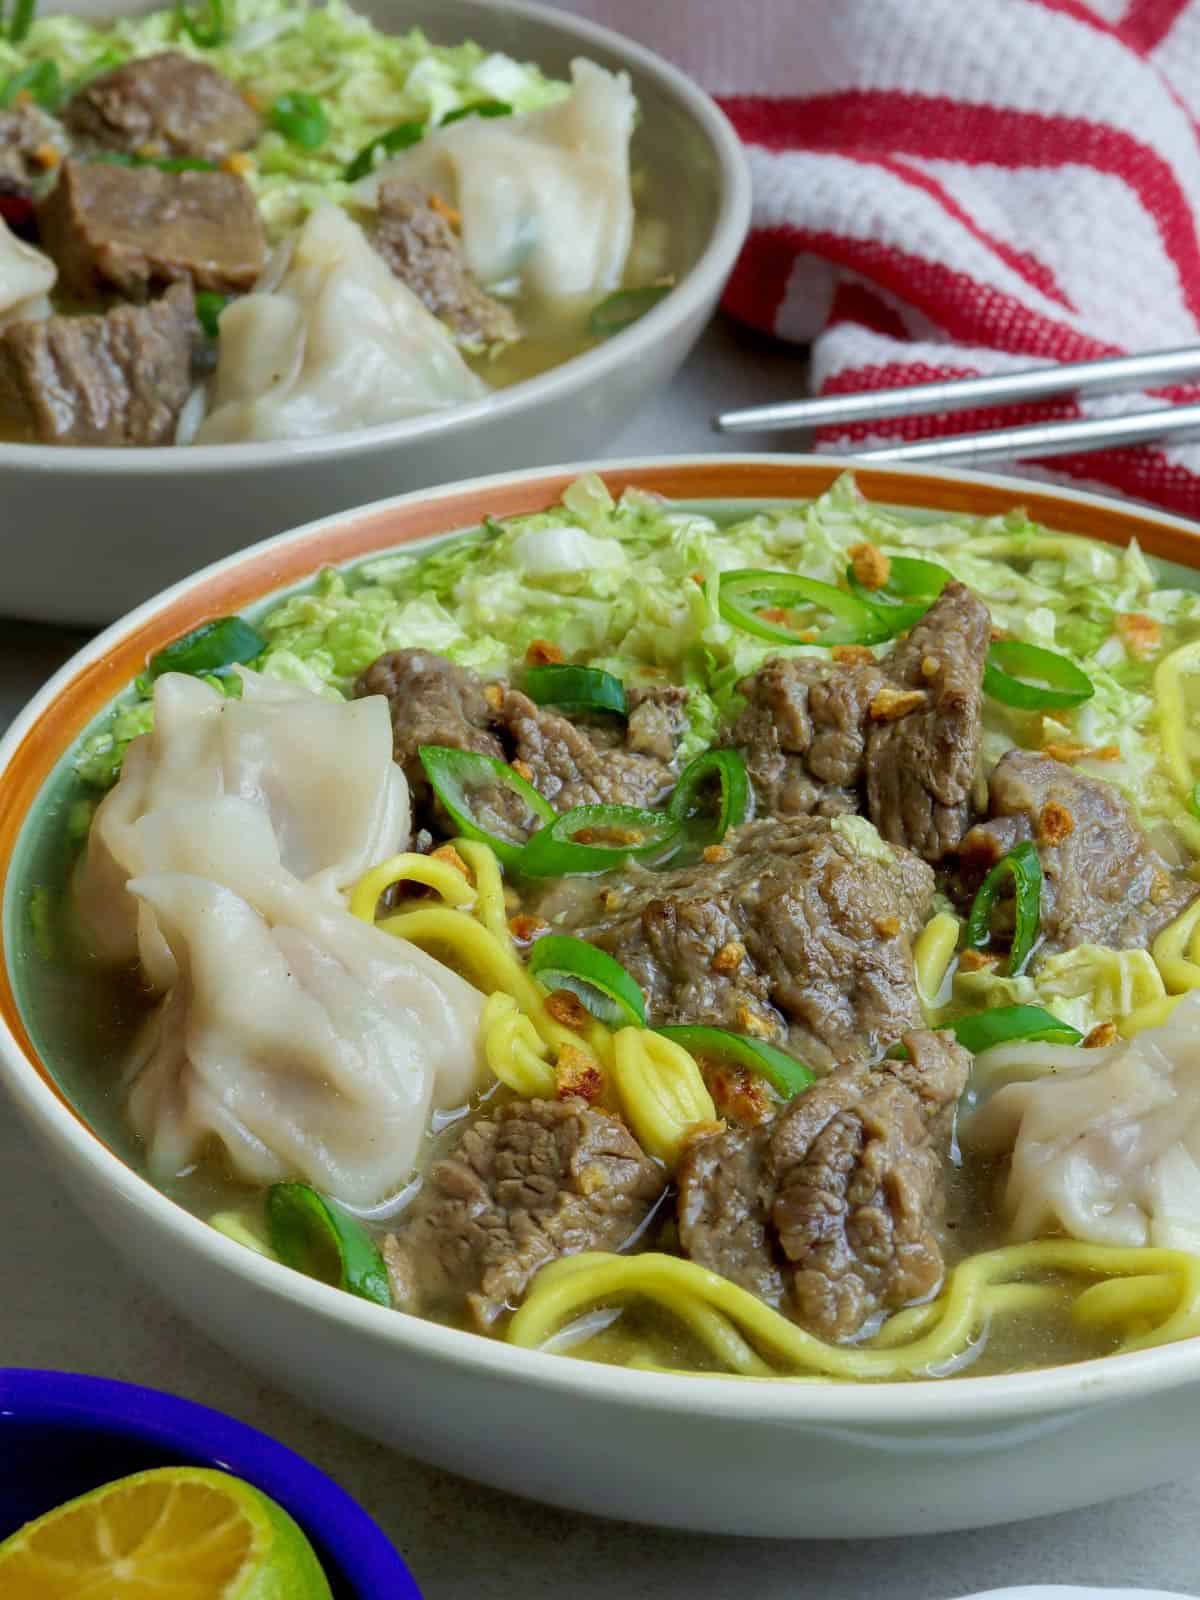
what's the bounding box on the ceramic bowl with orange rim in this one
[4,456,1200,1542]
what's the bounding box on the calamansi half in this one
[0,1465,334,1599]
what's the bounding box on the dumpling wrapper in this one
[194,203,488,444]
[960,990,1200,1253]
[0,215,55,329]
[74,667,409,985]
[124,851,486,1207]
[355,58,635,302]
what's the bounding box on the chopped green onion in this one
[719,569,890,648]
[951,1005,1082,1053]
[524,664,627,717]
[92,151,217,173]
[518,803,681,877]
[964,840,1043,977]
[588,284,673,337]
[1188,783,1200,821]
[983,641,1095,710]
[270,91,328,150]
[654,1025,814,1099]
[147,616,266,681]
[667,749,750,845]
[194,291,227,339]
[2,0,36,45]
[344,120,424,182]
[175,0,224,46]
[0,59,60,110]
[418,745,555,867]
[266,1183,390,1305]
[846,555,951,636]
[529,934,646,1028]
[441,99,512,126]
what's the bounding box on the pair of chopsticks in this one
[714,346,1200,464]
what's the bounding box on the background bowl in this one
[0,0,751,626]
[0,1368,420,1598]
[6,456,1200,1541]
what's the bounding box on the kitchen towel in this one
[555,0,1200,517]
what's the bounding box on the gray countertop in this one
[3,316,1199,1598]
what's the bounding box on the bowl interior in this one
[0,1372,419,1599]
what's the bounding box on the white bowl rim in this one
[0,0,753,477]
[7,451,1200,1429]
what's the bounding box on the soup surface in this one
[18,472,1200,1382]
[0,0,674,445]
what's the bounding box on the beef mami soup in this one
[24,473,1200,1381]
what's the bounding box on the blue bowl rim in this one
[0,1367,420,1597]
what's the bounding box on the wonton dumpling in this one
[194,204,488,444]
[75,667,408,980]
[0,216,55,328]
[124,859,486,1206]
[357,58,635,301]
[961,992,1200,1252]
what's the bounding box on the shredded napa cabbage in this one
[0,0,568,238]
[74,473,1200,845]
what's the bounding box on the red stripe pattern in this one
[712,0,1200,512]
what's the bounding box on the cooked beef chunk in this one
[0,101,66,193]
[729,584,989,861]
[37,160,266,300]
[677,1030,970,1340]
[383,1098,664,1328]
[500,686,682,811]
[865,582,990,861]
[955,750,1197,957]
[726,653,885,818]
[0,280,196,445]
[356,646,506,804]
[372,178,519,349]
[542,816,935,1071]
[625,684,690,763]
[63,51,259,162]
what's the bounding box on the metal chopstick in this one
[714,345,1200,434]
[842,402,1200,465]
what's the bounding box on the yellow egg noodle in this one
[506,1245,1200,1381]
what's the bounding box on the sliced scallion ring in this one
[654,1025,815,1099]
[518,803,681,877]
[175,0,224,46]
[529,934,646,1028]
[983,641,1095,710]
[2,0,37,43]
[964,840,1043,977]
[524,664,627,716]
[667,749,750,844]
[719,569,889,648]
[270,90,328,149]
[344,119,424,181]
[194,290,227,339]
[951,1005,1082,1053]
[845,555,951,635]
[418,745,555,867]
[266,1182,390,1305]
[441,99,512,126]
[588,284,673,337]
[0,58,59,109]
[147,615,265,680]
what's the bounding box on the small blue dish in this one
[0,1369,421,1598]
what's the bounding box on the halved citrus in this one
[0,1464,334,1599]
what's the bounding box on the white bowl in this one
[0,0,751,626]
[6,456,1200,1540]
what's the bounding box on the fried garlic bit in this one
[868,686,928,722]
[848,542,891,590]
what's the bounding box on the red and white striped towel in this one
[554,0,1200,517]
